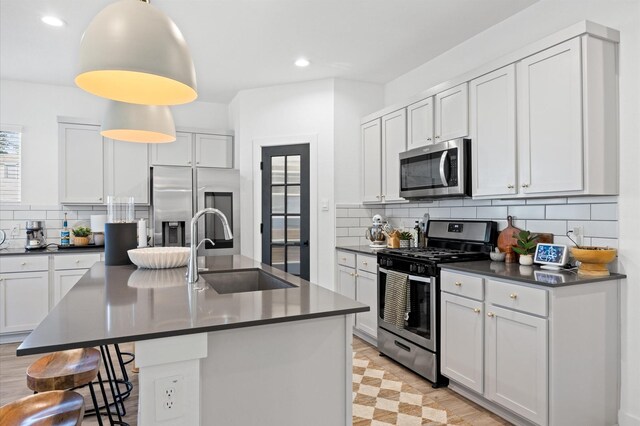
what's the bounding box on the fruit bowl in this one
[127,247,190,269]
[570,246,617,276]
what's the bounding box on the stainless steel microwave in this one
[399,138,471,199]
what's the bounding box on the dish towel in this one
[383,270,411,328]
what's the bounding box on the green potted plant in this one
[398,231,413,249]
[72,226,92,246]
[512,230,538,265]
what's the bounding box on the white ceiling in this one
[1,0,538,103]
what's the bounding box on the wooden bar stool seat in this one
[0,390,85,426]
[26,348,101,392]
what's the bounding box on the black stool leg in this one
[100,346,126,417]
[97,371,123,425]
[88,379,105,426]
[113,344,133,401]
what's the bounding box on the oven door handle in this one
[379,268,388,274]
[439,150,449,187]
[379,268,431,284]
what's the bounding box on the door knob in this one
[454,281,462,286]
[473,308,481,313]
[487,312,495,318]
[509,293,518,299]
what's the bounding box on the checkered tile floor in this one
[353,354,467,425]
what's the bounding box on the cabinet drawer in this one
[336,251,356,268]
[357,254,377,274]
[0,255,49,273]
[54,253,101,270]
[441,270,484,301]
[486,279,548,317]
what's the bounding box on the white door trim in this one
[252,134,319,283]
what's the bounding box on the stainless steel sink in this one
[201,269,296,294]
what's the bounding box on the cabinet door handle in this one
[509,293,518,299]
[521,184,529,188]
[507,184,514,189]
[0,278,4,281]
[349,272,355,277]
[341,257,347,261]
[435,135,440,139]
[473,308,481,313]
[427,137,432,141]
[21,262,26,266]
[362,261,368,266]
[75,260,80,263]
[487,312,495,318]
[196,161,200,164]
[354,273,359,278]
[98,197,103,201]
[454,281,462,286]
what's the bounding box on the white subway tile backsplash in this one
[463,199,492,206]
[348,208,370,217]
[428,208,451,218]
[335,228,349,237]
[439,199,464,207]
[476,206,508,219]
[418,201,439,207]
[14,210,47,220]
[591,204,618,220]
[349,227,367,237]
[359,218,373,227]
[567,196,618,204]
[526,197,567,205]
[508,206,545,220]
[409,208,427,217]
[0,210,13,220]
[336,208,349,218]
[336,217,360,227]
[545,204,591,220]
[492,199,526,206]
[450,207,476,218]
[525,220,567,236]
[336,236,361,246]
[495,219,526,231]
[567,220,618,238]
[590,238,618,248]
[390,208,411,218]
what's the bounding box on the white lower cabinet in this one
[440,292,484,393]
[336,251,378,342]
[53,270,88,306]
[485,305,547,425]
[440,269,619,426]
[0,271,49,334]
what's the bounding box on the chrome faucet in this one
[187,208,233,284]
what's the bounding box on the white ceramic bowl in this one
[127,247,190,269]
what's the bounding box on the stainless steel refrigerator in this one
[151,166,240,256]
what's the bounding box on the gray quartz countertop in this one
[336,245,386,256]
[17,255,368,356]
[441,260,626,287]
[0,246,104,256]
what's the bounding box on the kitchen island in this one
[18,255,368,426]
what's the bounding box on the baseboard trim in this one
[619,410,640,426]
[0,332,28,344]
[353,328,377,347]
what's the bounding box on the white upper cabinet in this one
[195,134,233,168]
[361,119,382,203]
[517,38,583,195]
[59,123,105,204]
[470,65,517,197]
[152,132,234,168]
[407,97,434,149]
[435,83,468,142]
[151,131,192,167]
[381,109,407,203]
[104,138,150,204]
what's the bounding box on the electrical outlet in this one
[572,226,584,247]
[155,375,184,422]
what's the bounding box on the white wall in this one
[334,79,384,204]
[229,79,335,287]
[0,79,229,205]
[384,1,640,423]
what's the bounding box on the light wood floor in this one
[1,338,508,425]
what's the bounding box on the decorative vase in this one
[399,240,410,249]
[74,236,90,246]
[519,254,533,266]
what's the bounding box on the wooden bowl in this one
[570,246,617,276]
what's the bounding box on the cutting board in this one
[497,216,521,252]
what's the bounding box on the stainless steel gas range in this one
[377,220,497,387]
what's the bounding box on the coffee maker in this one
[25,221,47,250]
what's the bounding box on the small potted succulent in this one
[512,230,538,265]
[398,231,413,249]
[72,226,92,246]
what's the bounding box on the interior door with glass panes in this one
[261,144,310,280]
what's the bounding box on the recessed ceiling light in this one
[41,16,66,27]
[295,58,310,67]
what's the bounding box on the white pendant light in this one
[76,0,197,106]
[101,101,176,143]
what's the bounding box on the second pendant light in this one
[101,101,176,143]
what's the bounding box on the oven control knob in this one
[386,259,393,267]
[417,265,426,274]
[409,264,417,273]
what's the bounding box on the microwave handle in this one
[439,151,449,187]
